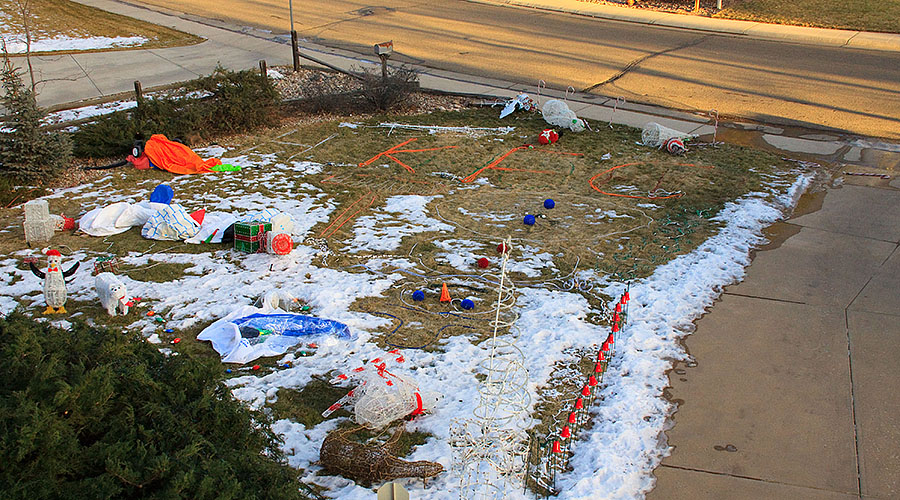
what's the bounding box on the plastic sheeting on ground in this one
[78,201,168,236]
[141,203,201,241]
[143,134,222,174]
[185,212,237,244]
[237,208,280,225]
[197,305,352,364]
[233,313,351,338]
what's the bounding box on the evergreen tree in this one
[0,312,309,500]
[0,55,71,182]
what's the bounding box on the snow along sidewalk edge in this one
[557,171,814,499]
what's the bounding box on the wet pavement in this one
[650,177,900,499]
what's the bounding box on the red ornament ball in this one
[477,257,490,269]
[538,129,559,145]
[497,242,509,254]
[269,233,293,255]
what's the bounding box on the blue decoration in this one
[225,368,232,374]
[524,214,536,226]
[412,290,426,301]
[461,299,475,310]
[544,198,555,209]
[150,184,174,204]
[165,328,174,333]
[232,313,352,339]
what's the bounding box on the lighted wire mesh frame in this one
[450,422,529,499]
[640,121,694,148]
[354,371,422,429]
[450,236,530,499]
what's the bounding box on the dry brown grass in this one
[0,102,799,494]
[611,0,900,33]
[715,0,900,33]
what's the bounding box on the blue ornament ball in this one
[544,198,555,209]
[461,299,475,310]
[412,290,426,301]
[524,214,536,226]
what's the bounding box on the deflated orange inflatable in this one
[143,134,221,174]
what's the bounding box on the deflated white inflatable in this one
[141,203,201,241]
[79,201,168,236]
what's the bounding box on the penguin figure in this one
[29,249,79,314]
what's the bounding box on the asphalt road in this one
[139,0,900,139]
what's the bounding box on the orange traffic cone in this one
[440,283,451,303]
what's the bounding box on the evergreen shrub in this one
[72,67,279,158]
[0,59,72,182]
[188,65,280,134]
[0,312,307,500]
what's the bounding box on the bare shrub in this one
[357,64,419,112]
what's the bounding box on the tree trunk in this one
[16,0,36,92]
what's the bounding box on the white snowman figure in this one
[29,249,79,314]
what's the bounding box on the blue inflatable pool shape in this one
[232,313,351,339]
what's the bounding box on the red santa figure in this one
[29,249,79,314]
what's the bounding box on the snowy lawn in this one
[0,0,201,54]
[0,107,817,499]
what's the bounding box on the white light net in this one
[640,121,694,148]
[450,236,530,499]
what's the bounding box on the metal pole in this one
[717,0,723,9]
[289,0,294,31]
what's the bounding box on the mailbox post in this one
[374,41,393,81]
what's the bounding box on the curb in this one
[470,0,900,52]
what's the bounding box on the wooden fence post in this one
[291,31,300,72]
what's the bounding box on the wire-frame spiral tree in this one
[450,236,531,499]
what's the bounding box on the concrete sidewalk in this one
[14,0,293,110]
[648,177,900,499]
[473,0,900,52]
